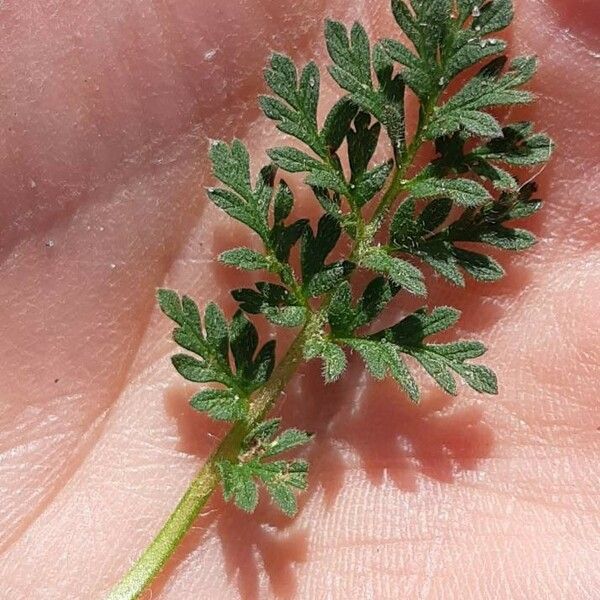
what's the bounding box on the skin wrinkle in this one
[148,0,204,112]
[0,215,189,553]
[0,127,188,263]
[2,146,279,580]
[0,130,209,552]
[0,0,315,256]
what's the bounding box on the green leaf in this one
[325,19,405,153]
[255,164,278,218]
[232,281,306,331]
[304,214,343,273]
[326,20,371,90]
[383,0,516,105]
[379,38,432,102]
[157,288,186,325]
[268,147,347,195]
[327,281,355,334]
[322,96,359,151]
[474,0,514,36]
[249,339,276,388]
[159,291,238,388]
[190,389,246,421]
[360,247,426,296]
[217,461,259,513]
[322,343,347,382]
[431,342,498,394]
[278,459,309,490]
[229,311,259,380]
[444,36,508,83]
[304,336,348,382]
[344,338,419,401]
[311,187,340,220]
[273,181,294,223]
[505,183,543,219]
[254,459,309,491]
[263,305,307,327]
[268,146,322,174]
[261,54,323,154]
[427,109,503,139]
[390,182,541,286]
[409,177,492,206]
[207,140,275,240]
[220,421,312,516]
[371,306,497,396]
[243,419,312,459]
[438,55,536,116]
[431,121,550,196]
[209,139,252,200]
[242,420,281,453]
[204,303,229,360]
[159,290,283,407]
[232,282,292,314]
[264,481,298,516]
[453,248,505,281]
[386,1,506,100]
[347,111,382,177]
[390,306,461,341]
[357,277,396,326]
[390,198,420,243]
[419,198,453,232]
[327,277,396,336]
[171,354,226,385]
[219,248,271,271]
[390,0,422,51]
[352,161,393,207]
[473,225,536,250]
[274,219,308,262]
[171,318,206,356]
[304,261,354,297]
[207,188,266,238]
[234,473,259,512]
[443,0,513,82]
[425,53,537,146]
[440,187,539,252]
[301,214,353,297]
[254,459,309,516]
[475,122,554,166]
[263,53,298,106]
[180,296,201,331]
[418,242,466,286]
[217,460,237,500]
[469,159,517,190]
[264,429,313,457]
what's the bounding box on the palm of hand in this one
[1,1,598,598]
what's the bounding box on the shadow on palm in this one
[147,144,550,598]
[156,338,494,599]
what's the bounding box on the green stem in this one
[109,76,442,600]
[371,98,438,227]
[106,322,314,600]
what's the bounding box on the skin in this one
[0,0,598,598]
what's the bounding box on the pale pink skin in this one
[0,0,598,598]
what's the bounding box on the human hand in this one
[1,1,598,598]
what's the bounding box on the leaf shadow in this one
[285,357,494,498]
[151,351,494,599]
